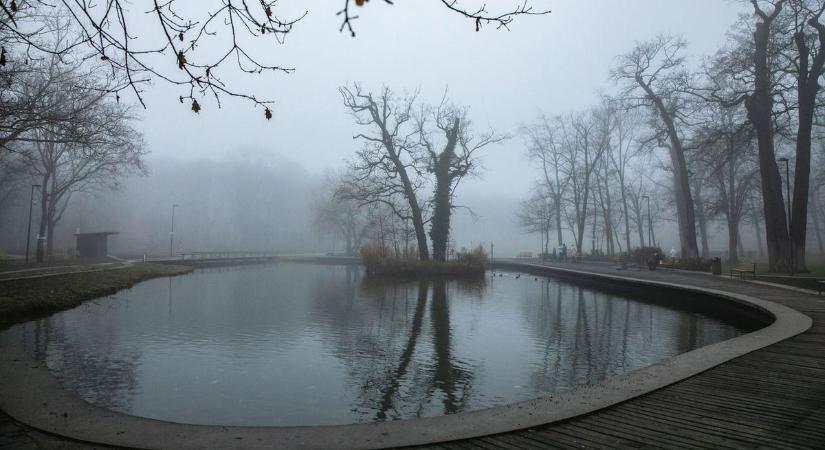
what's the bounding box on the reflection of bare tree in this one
[428,279,473,415]
[519,280,747,397]
[375,281,428,421]
[314,275,480,421]
[16,312,142,412]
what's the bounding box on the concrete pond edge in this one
[0,261,813,450]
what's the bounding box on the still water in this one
[0,263,755,426]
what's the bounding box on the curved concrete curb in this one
[0,262,813,450]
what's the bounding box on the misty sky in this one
[134,1,747,199]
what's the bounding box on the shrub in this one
[631,246,663,264]
[457,245,488,270]
[674,258,713,271]
[360,241,391,270]
[360,241,487,276]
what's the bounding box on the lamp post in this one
[170,204,179,258]
[777,157,793,276]
[25,184,41,264]
[642,195,652,248]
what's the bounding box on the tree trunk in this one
[576,194,588,255]
[752,209,765,257]
[545,226,550,255]
[35,183,48,263]
[600,171,615,256]
[46,217,56,261]
[636,202,646,248]
[746,18,792,273]
[728,219,740,264]
[554,194,563,247]
[590,202,597,255]
[430,169,452,262]
[621,182,632,253]
[637,79,700,259]
[385,143,429,260]
[429,120,460,263]
[693,180,710,259]
[811,188,825,255]
[737,226,745,256]
[788,22,825,272]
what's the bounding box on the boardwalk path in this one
[2,260,823,449]
[413,261,825,450]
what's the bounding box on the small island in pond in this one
[360,242,488,277]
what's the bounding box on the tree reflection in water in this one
[335,276,482,421]
[0,264,752,426]
[9,304,142,411]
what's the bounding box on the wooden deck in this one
[412,261,825,450]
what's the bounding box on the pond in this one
[0,262,760,427]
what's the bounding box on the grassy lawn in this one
[0,263,192,327]
[720,255,825,278]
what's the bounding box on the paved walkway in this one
[2,260,823,449]
[0,260,131,281]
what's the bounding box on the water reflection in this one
[0,264,752,426]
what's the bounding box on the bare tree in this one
[1,1,547,113]
[516,183,554,255]
[340,84,430,260]
[706,1,792,271]
[0,16,119,152]
[561,110,607,254]
[612,34,700,259]
[417,99,505,262]
[605,103,644,253]
[779,0,825,271]
[313,170,375,256]
[523,112,569,248]
[694,105,759,263]
[24,101,146,261]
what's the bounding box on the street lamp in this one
[170,204,180,258]
[777,157,793,276]
[642,195,652,248]
[25,184,41,264]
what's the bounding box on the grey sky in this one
[137,0,747,198]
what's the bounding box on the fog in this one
[2,0,814,260]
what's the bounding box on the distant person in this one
[560,243,567,260]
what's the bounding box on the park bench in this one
[516,252,533,259]
[819,280,825,296]
[730,262,757,280]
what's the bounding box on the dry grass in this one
[361,242,487,276]
[0,263,192,327]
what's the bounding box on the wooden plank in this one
[553,420,706,450]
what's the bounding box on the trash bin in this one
[711,257,722,275]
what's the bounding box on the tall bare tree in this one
[340,84,430,260]
[781,0,825,271]
[561,111,607,254]
[694,105,759,263]
[417,100,504,262]
[313,170,376,256]
[517,184,554,255]
[605,104,644,253]
[612,34,700,259]
[523,113,569,247]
